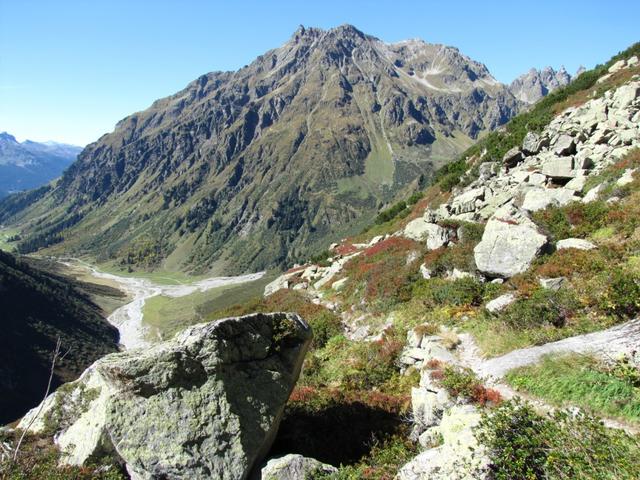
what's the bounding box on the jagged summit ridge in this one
[509,65,575,104]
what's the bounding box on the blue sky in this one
[1,0,638,146]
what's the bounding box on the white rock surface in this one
[617,168,636,186]
[556,238,597,251]
[474,206,548,278]
[403,218,450,250]
[486,292,517,313]
[521,187,579,212]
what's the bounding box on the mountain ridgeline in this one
[0,133,81,198]
[1,25,526,274]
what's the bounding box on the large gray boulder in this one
[19,313,313,480]
[474,206,548,278]
[260,454,337,479]
[403,218,450,250]
[541,156,576,179]
[553,135,577,156]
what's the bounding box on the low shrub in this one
[500,287,580,329]
[477,399,640,480]
[301,333,409,394]
[607,355,640,388]
[341,237,421,312]
[413,277,494,309]
[600,269,640,318]
[435,365,502,406]
[533,201,609,241]
[322,434,418,480]
[374,201,409,225]
[534,249,606,278]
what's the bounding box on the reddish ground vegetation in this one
[334,243,359,256]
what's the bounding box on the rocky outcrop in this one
[400,333,490,480]
[398,405,489,480]
[432,78,639,226]
[260,454,337,479]
[19,313,312,480]
[473,206,548,278]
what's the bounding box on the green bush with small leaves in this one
[500,287,580,329]
[477,399,640,480]
[601,269,640,318]
[413,277,494,308]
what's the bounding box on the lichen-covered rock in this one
[411,387,452,431]
[553,134,577,156]
[474,206,548,278]
[539,277,566,291]
[19,313,312,480]
[398,405,489,480]
[522,131,548,155]
[260,454,337,479]
[582,183,605,203]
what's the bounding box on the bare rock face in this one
[398,405,489,480]
[509,66,572,104]
[19,313,312,480]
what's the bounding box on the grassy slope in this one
[0,226,19,252]
[506,354,640,424]
[141,272,276,340]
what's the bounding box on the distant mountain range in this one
[0,132,81,198]
[0,25,572,274]
[509,65,584,104]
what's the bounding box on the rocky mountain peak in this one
[1,24,522,273]
[509,65,573,104]
[0,132,18,144]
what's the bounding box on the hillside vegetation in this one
[0,251,120,424]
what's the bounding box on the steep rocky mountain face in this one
[0,132,80,198]
[1,25,521,274]
[0,250,120,423]
[509,66,573,104]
